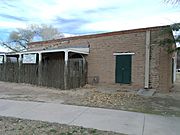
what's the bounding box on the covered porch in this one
[0,47,89,89]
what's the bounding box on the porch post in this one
[18,54,22,83]
[3,54,6,81]
[173,54,177,83]
[64,50,68,89]
[3,54,6,63]
[18,54,22,65]
[38,53,42,85]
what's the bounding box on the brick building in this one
[28,25,176,92]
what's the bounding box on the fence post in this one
[2,54,6,81]
[18,54,22,83]
[64,50,68,89]
[79,58,86,87]
[38,53,42,86]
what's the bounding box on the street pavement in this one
[0,99,179,135]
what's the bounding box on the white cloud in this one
[0,21,26,29]
[0,0,179,35]
[80,12,180,32]
[63,33,79,37]
[2,0,135,21]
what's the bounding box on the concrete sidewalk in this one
[0,99,179,135]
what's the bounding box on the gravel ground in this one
[0,74,180,117]
[0,76,180,134]
[0,116,125,135]
[64,87,180,116]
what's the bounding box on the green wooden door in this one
[116,55,132,84]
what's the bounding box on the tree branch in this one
[1,42,18,52]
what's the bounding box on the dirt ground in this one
[0,74,180,134]
[0,116,125,135]
[0,74,180,117]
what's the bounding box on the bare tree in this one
[164,0,180,4]
[8,24,64,51]
[38,24,64,40]
[0,40,18,52]
[8,24,40,50]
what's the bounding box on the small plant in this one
[60,132,73,135]
[90,129,97,134]
[60,133,66,135]
[72,129,78,133]
[67,132,73,135]
[49,128,57,133]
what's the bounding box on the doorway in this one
[115,55,132,84]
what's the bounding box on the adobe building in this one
[28,25,176,92]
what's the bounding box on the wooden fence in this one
[41,59,65,89]
[0,58,87,89]
[67,59,87,89]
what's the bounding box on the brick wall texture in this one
[28,26,175,92]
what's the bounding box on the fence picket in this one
[0,58,86,89]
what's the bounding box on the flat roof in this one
[28,25,170,45]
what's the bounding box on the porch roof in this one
[4,47,89,55]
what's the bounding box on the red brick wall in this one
[150,29,174,92]
[28,26,174,92]
[86,33,146,90]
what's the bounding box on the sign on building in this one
[23,54,37,64]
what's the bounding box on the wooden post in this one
[3,54,6,63]
[18,54,22,83]
[38,53,42,86]
[83,58,87,85]
[3,54,6,81]
[64,50,68,89]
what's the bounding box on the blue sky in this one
[0,0,179,51]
